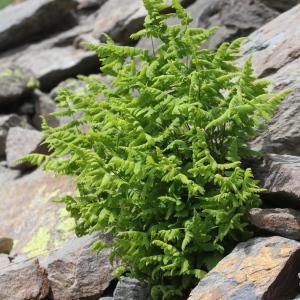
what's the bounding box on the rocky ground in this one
[0,0,300,299]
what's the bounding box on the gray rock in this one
[0,0,76,52]
[0,237,13,254]
[5,127,47,170]
[0,65,38,107]
[114,277,150,300]
[0,114,24,156]
[0,254,10,269]
[249,208,300,240]
[42,233,115,300]
[188,236,300,300]
[260,0,300,12]
[77,0,108,11]
[0,259,49,300]
[32,90,59,130]
[0,165,20,185]
[99,298,114,300]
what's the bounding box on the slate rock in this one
[0,237,13,255]
[249,208,300,241]
[5,127,47,170]
[113,276,150,300]
[42,233,115,300]
[0,0,77,52]
[32,90,59,130]
[188,236,300,300]
[0,65,38,107]
[0,259,49,300]
[0,114,24,156]
[0,168,75,256]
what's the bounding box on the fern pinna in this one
[23,0,289,299]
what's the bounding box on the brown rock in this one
[5,127,47,170]
[42,233,115,300]
[249,208,300,240]
[0,259,49,300]
[188,236,300,300]
[0,237,13,254]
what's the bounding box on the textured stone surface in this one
[0,169,75,256]
[0,254,10,269]
[0,165,20,184]
[113,277,150,300]
[0,259,49,300]
[249,208,300,240]
[260,0,300,12]
[6,127,46,170]
[188,236,300,300]
[42,233,115,300]
[0,238,13,255]
[0,65,38,107]
[0,0,76,52]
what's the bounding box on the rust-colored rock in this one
[188,236,300,300]
[249,208,300,240]
[0,259,49,300]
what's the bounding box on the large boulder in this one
[0,0,77,52]
[0,65,38,107]
[0,259,49,300]
[42,233,115,300]
[0,168,75,256]
[249,208,300,241]
[188,236,300,300]
[5,127,47,170]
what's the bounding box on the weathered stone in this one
[42,233,115,300]
[188,236,300,300]
[99,297,114,300]
[0,168,75,256]
[0,237,13,254]
[0,0,76,52]
[77,0,107,11]
[0,254,10,269]
[113,277,150,300]
[0,259,49,300]
[32,90,59,130]
[249,208,300,241]
[0,165,20,184]
[6,127,47,170]
[0,114,24,156]
[260,0,300,13]
[0,65,38,107]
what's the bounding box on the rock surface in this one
[6,126,46,170]
[0,0,76,52]
[249,208,300,241]
[0,259,49,300]
[0,65,38,107]
[188,236,300,300]
[0,254,10,269]
[42,233,115,300]
[0,238,13,255]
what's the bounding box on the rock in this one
[249,208,300,240]
[0,237,13,254]
[0,0,77,52]
[0,165,20,184]
[188,236,300,300]
[113,277,150,300]
[0,168,75,256]
[0,114,24,156]
[0,65,38,107]
[260,0,300,12]
[99,298,114,300]
[0,259,49,300]
[32,90,59,130]
[93,0,146,44]
[5,127,47,170]
[77,0,107,11]
[0,254,10,269]
[42,233,115,300]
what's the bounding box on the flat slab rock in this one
[188,236,300,300]
[0,258,49,300]
[249,208,300,241]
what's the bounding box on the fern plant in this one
[23,0,289,299]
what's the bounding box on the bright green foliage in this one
[0,0,13,9]
[23,0,289,299]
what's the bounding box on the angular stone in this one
[0,0,76,52]
[249,208,300,241]
[32,90,59,130]
[113,277,150,300]
[6,127,47,170]
[42,233,115,300]
[0,114,24,156]
[0,65,38,107]
[0,237,13,254]
[0,168,75,256]
[188,236,300,300]
[0,259,49,300]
